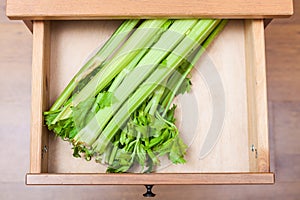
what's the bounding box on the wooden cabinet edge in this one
[245,20,270,173]
[26,173,274,185]
[30,21,51,173]
[22,19,274,34]
[6,0,293,20]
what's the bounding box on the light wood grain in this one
[30,20,50,173]
[245,20,270,172]
[6,0,293,20]
[26,173,274,185]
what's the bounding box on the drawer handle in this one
[143,185,156,197]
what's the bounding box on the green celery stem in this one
[74,20,199,145]
[92,19,221,154]
[51,20,168,124]
[49,20,140,111]
[162,19,228,116]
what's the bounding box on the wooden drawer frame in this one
[6,0,293,185]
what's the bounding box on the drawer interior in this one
[28,19,272,184]
[47,20,249,173]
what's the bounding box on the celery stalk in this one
[162,20,229,116]
[50,20,140,111]
[73,34,164,145]
[74,20,198,146]
[92,19,221,154]
[51,19,169,124]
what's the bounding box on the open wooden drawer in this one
[6,0,293,185]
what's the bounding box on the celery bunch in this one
[44,19,227,172]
